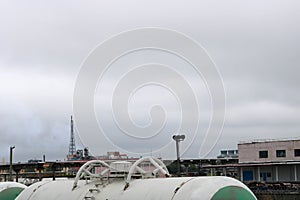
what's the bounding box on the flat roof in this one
[239,137,300,144]
[202,161,300,168]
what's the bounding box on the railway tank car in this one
[16,157,257,200]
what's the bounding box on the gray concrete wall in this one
[278,165,291,181]
[297,165,300,181]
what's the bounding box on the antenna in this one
[68,115,76,155]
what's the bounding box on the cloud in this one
[0,0,299,160]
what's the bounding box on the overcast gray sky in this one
[0,0,299,162]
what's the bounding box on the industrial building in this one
[217,149,239,159]
[238,138,300,182]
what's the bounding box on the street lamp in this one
[172,135,185,176]
[9,146,15,181]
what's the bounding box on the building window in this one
[260,172,271,178]
[259,151,268,158]
[295,149,300,157]
[276,150,286,157]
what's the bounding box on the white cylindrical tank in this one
[16,176,256,200]
[0,182,27,200]
[16,158,257,200]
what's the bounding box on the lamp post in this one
[9,146,15,181]
[172,135,185,176]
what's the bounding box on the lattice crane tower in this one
[68,115,76,156]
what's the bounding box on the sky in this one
[0,0,299,162]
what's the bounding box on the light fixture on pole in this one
[172,135,185,176]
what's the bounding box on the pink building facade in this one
[238,139,300,163]
[238,139,300,182]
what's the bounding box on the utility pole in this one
[9,146,15,181]
[172,135,185,176]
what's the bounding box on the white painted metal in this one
[72,160,112,189]
[125,156,170,189]
[0,182,27,200]
[110,161,132,173]
[16,176,256,200]
[0,182,27,193]
[16,157,257,200]
[275,166,279,181]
